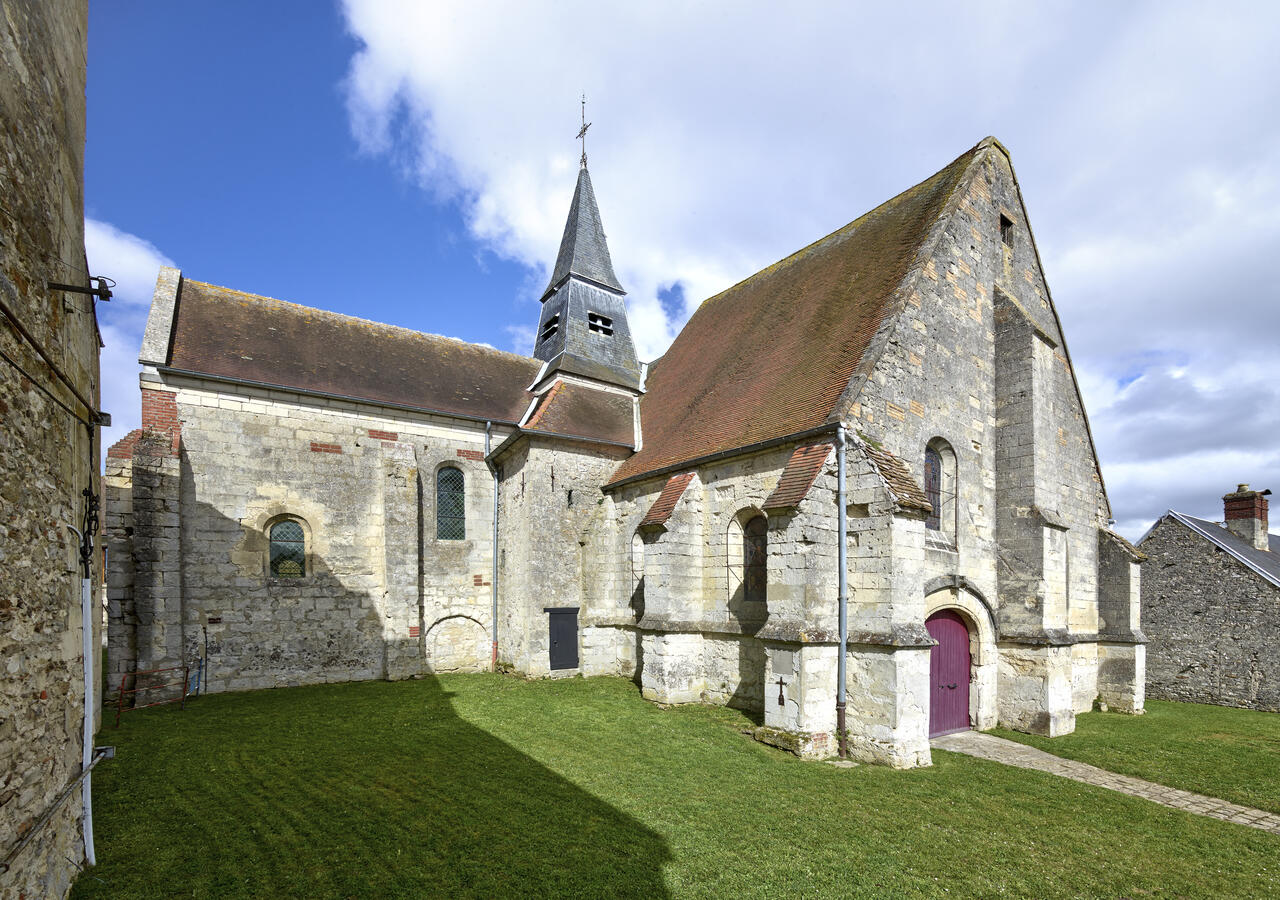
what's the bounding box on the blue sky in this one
[87,1,1280,539]
[87,1,527,341]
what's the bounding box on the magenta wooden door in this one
[926,610,971,737]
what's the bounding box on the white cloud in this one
[84,218,174,456]
[337,0,1280,536]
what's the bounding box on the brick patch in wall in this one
[457,449,485,461]
[886,402,905,421]
[909,400,924,417]
[473,574,491,587]
[107,428,145,459]
[141,388,181,454]
[368,429,398,441]
[310,441,342,454]
[409,626,421,638]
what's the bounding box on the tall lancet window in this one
[436,467,466,541]
[743,515,768,605]
[924,439,958,544]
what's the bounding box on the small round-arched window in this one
[437,467,466,540]
[743,515,768,604]
[269,520,306,578]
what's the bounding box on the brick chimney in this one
[1223,484,1271,551]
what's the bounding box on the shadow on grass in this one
[74,674,671,899]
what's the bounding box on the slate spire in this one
[541,164,625,300]
[532,163,641,390]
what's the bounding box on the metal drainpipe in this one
[64,523,96,865]
[836,424,849,759]
[485,422,499,670]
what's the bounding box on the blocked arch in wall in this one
[423,614,488,673]
[924,584,998,732]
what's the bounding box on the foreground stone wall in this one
[108,372,508,694]
[1141,516,1279,711]
[0,2,98,896]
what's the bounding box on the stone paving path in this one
[932,730,1280,836]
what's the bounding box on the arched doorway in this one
[926,609,971,737]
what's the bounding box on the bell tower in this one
[532,129,641,390]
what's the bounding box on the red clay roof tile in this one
[639,472,695,528]
[607,143,982,487]
[167,280,540,423]
[763,443,833,511]
[524,381,634,446]
[863,444,931,513]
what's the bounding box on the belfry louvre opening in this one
[541,315,560,343]
[587,312,613,335]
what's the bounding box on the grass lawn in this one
[75,675,1279,899]
[994,698,1280,815]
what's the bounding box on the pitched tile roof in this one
[607,142,983,487]
[763,443,832,511]
[165,279,540,423]
[863,443,932,513]
[638,472,696,528]
[523,380,635,446]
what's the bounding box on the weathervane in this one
[576,93,591,168]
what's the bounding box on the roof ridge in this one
[1165,511,1280,588]
[693,141,989,314]
[822,143,990,425]
[183,278,537,364]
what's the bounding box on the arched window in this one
[269,520,306,578]
[743,515,768,604]
[924,446,943,530]
[925,439,958,544]
[436,467,466,540]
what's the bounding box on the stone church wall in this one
[1141,517,1280,711]
[842,144,1127,734]
[588,440,936,765]
[494,436,630,676]
[0,2,99,896]
[108,373,507,694]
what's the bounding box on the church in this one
[105,137,1145,767]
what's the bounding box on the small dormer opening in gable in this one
[999,213,1015,247]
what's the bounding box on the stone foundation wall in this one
[0,2,98,896]
[1141,516,1279,711]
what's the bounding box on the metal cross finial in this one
[576,93,591,168]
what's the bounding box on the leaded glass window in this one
[269,520,305,578]
[743,515,767,604]
[924,446,942,531]
[437,467,466,540]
